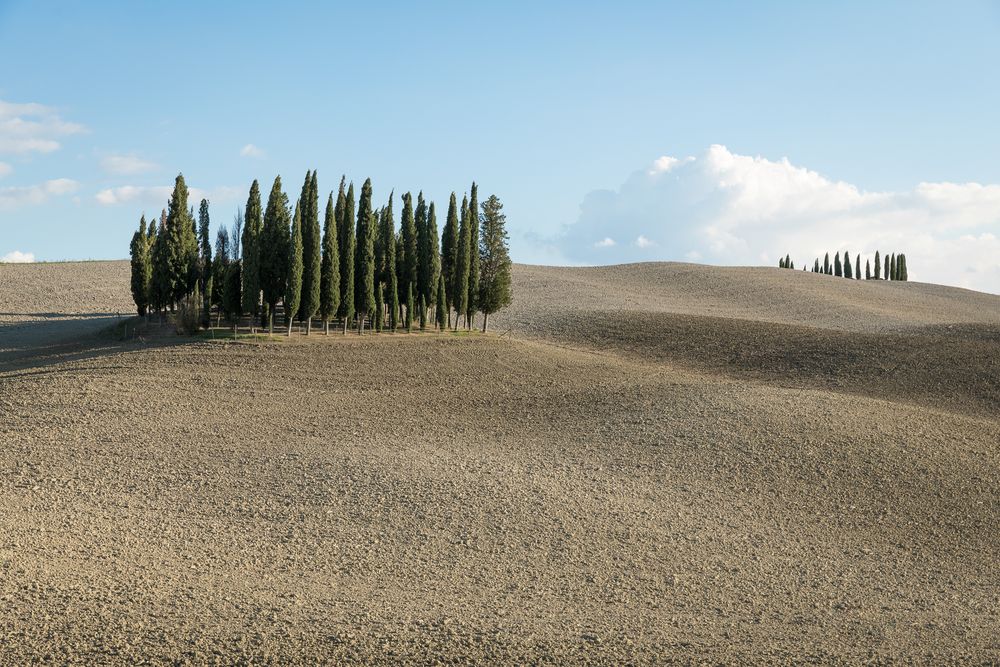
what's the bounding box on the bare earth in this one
[0,260,997,664]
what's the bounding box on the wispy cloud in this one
[100,153,158,175]
[0,100,85,154]
[240,143,264,159]
[0,162,11,178]
[95,184,243,208]
[0,178,79,209]
[594,237,616,248]
[0,250,36,263]
[562,144,1000,293]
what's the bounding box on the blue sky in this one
[2,1,999,290]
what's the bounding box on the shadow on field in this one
[529,310,1000,419]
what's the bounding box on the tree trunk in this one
[482,312,489,333]
[324,319,329,335]
[358,312,365,336]
[287,318,293,336]
[268,307,274,335]
[343,317,348,335]
[306,317,311,335]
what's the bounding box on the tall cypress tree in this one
[400,192,418,308]
[424,201,441,315]
[823,252,830,275]
[354,179,376,334]
[866,258,871,280]
[899,254,908,281]
[299,170,322,333]
[453,195,472,329]
[320,192,340,334]
[286,201,304,335]
[467,182,480,328]
[435,272,447,330]
[260,176,291,333]
[150,209,169,316]
[477,194,513,332]
[855,254,861,280]
[164,174,198,306]
[441,192,459,326]
[884,256,890,280]
[198,199,213,326]
[813,258,820,273]
[890,253,897,281]
[874,251,881,280]
[834,252,842,277]
[129,215,151,316]
[242,180,263,325]
[844,251,852,279]
[337,179,355,333]
[378,193,396,287]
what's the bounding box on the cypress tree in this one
[884,256,890,280]
[866,259,871,280]
[260,176,291,334]
[899,254,908,281]
[319,192,340,334]
[477,194,513,332]
[844,251,852,279]
[354,179,376,334]
[198,199,213,326]
[337,179,355,333]
[415,193,429,304]
[874,251,881,280]
[151,209,170,316]
[389,271,399,333]
[441,193,459,326]
[435,272,447,330]
[241,180,263,325]
[285,201,304,335]
[129,215,151,316]
[855,254,861,280]
[406,281,414,333]
[454,195,472,329]
[834,252,842,277]
[378,193,396,287]
[425,201,440,314]
[213,227,230,317]
[375,281,385,333]
[890,253,897,281]
[467,182,480,328]
[223,261,242,333]
[823,252,830,275]
[778,257,785,269]
[299,170,322,333]
[400,192,418,303]
[813,258,820,273]
[165,174,198,306]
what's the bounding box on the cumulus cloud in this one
[594,237,616,248]
[0,162,11,178]
[0,250,36,263]
[100,154,158,175]
[561,144,1000,293]
[95,184,243,208]
[240,143,264,158]
[0,99,85,154]
[0,178,79,209]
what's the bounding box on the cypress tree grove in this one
[285,201,304,335]
[242,180,263,327]
[855,255,861,280]
[435,272,447,330]
[260,176,291,334]
[400,192,418,309]
[300,170,322,334]
[441,192,459,326]
[319,192,340,334]
[844,251,852,279]
[467,182,480,329]
[129,215,151,316]
[454,195,471,330]
[354,179,376,334]
[476,194,513,332]
[874,251,881,280]
[198,199,213,326]
[338,179,355,334]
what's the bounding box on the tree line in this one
[778,250,909,281]
[129,172,513,335]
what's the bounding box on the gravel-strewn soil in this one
[0,260,997,664]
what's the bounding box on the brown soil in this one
[0,260,997,664]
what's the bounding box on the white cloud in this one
[0,162,11,178]
[562,145,1000,293]
[0,178,79,209]
[100,154,158,175]
[95,184,243,208]
[240,143,264,158]
[0,250,35,263]
[594,237,616,248]
[0,99,85,154]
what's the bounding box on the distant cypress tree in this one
[213,227,230,317]
[834,252,842,277]
[389,270,399,333]
[467,182,480,328]
[789,259,794,270]
[890,253,897,281]
[476,194,513,332]
[299,170,322,333]
[884,256,890,280]
[242,180,263,325]
[338,179,355,333]
[285,201,304,335]
[874,251,881,280]
[855,254,861,280]
[198,199,213,326]
[406,281,414,333]
[823,252,830,275]
[319,192,340,334]
[813,258,820,273]
[129,215,151,316]
[441,192,459,327]
[454,195,472,329]
[419,294,427,331]
[435,272,447,330]
[400,192,418,305]
[374,281,384,332]
[844,251,852,279]
[899,254,908,281]
[260,176,291,333]
[778,257,785,269]
[866,258,871,280]
[354,179,376,334]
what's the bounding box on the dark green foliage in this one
[823,252,830,275]
[213,227,230,311]
[441,192,459,319]
[285,201,304,334]
[377,193,396,287]
[898,254,908,281]
[435,272,447,330]
[260,176,291,333]
[337,179,355,331]
[855,255,861,280]
[874,251,881,280]
[866,259,871,279]
[844,251,852,279]
[319,192,340,332]
[454,195,472,329]
[198,199,213,325]
[389,271,399,333]
[129,215,151,316]
[300,170,322,332]
[165,174,199,305]
[884,255,890,280]
[890,253,897,281]
[467,182,480,326]
[150,209,170,314]
[400,192,418,301]
[476,194,513,332]
[834,252,842,277]
[241,180,263,320]
[354,179,376,332]
[415,193,429,304]
[406,281,414,333]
